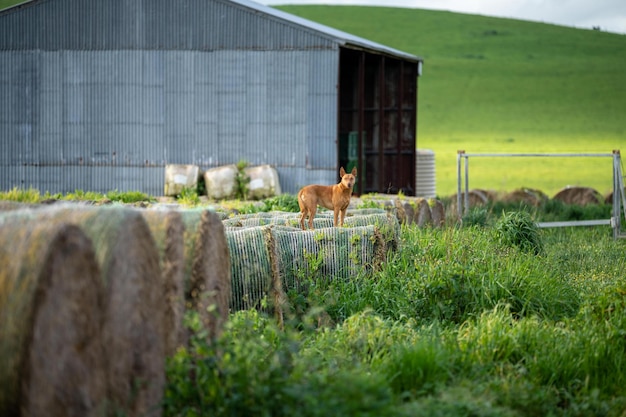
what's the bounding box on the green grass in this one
[277,6,626,196]
[165,224,626,417]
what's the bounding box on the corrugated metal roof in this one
[0,0,421,62]
[230,0,421,62]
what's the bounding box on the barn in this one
[0,0,422,196]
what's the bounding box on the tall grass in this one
[165,224,626,416]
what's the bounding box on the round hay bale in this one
[0,217,106,417]
[553,186,603,205]
[604,188,626,204]
[140,209,186,356]
[502,188,548,206]
[430,199,446,228]
[393,199,407,224]
[225,225,278,314]
[32,206,165,417]
[0,201,34,211]
[416,198,433,227]
[271,225,386,295]
[222,212,303,229]
[450,189,490,210]
[342,211,400,252]
[178,209,232,340]
[401,202,415,225]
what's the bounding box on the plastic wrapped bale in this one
[270,225,386,295]
[164,164,200,197]
[204,164,238,200]
[0,215,106,417]
[140,209,186,356]
[244,164,282,200]
[2,205,165,417]
[178,208,232,341]
[225,226,285,321]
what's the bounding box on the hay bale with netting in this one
[271,225,386,296]
[225,226,285,322]
[222,212,303,229]
[416,198,433,227]
[140,209,186,356]
[0,216,106,417]
[342,210,400,252]
[553,186,603,205]
[25,205,166,417]
[178,209,232,340]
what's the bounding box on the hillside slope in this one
[278,6,626,195]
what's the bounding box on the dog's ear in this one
[339,167,346,177]
[351,167,357,177]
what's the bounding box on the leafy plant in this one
[176,186,200,206]
[494,211,544,255]
[234,160,250,200]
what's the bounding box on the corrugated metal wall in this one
[0,0,340,195]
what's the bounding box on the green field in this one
[278,6,626,197]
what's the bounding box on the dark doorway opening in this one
[338,47,418,196]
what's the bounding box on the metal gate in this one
[456,150,626,239]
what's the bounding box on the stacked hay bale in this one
[45,206,165,417]
[0,205,165,417]
[225,225,285,324]
[140,209,186,356]
[224,208,397,320]
[271,225,386,293]
[178,208,232,340]
[0,202,235,416]
[0,216,106,417]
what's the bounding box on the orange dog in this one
[298,167,357,230]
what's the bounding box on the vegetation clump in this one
[165,225,625,416]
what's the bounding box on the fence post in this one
[457,150,465,218]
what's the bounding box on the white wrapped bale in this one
[164,164,200,197]
[244,164,282,200]
[204,165,238,200]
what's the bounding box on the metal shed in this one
[0,0,422,196]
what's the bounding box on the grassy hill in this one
[278,6,626,196]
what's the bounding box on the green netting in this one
[222,213,304,228]
[225,226,276,313]
[270,225,385,294]
[223,209,398,315]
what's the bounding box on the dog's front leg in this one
[333,209,340,227]
[338,209,348,227]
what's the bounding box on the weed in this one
[234,160,250,200]
[176,186,200,206]
[493,211,543,255]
